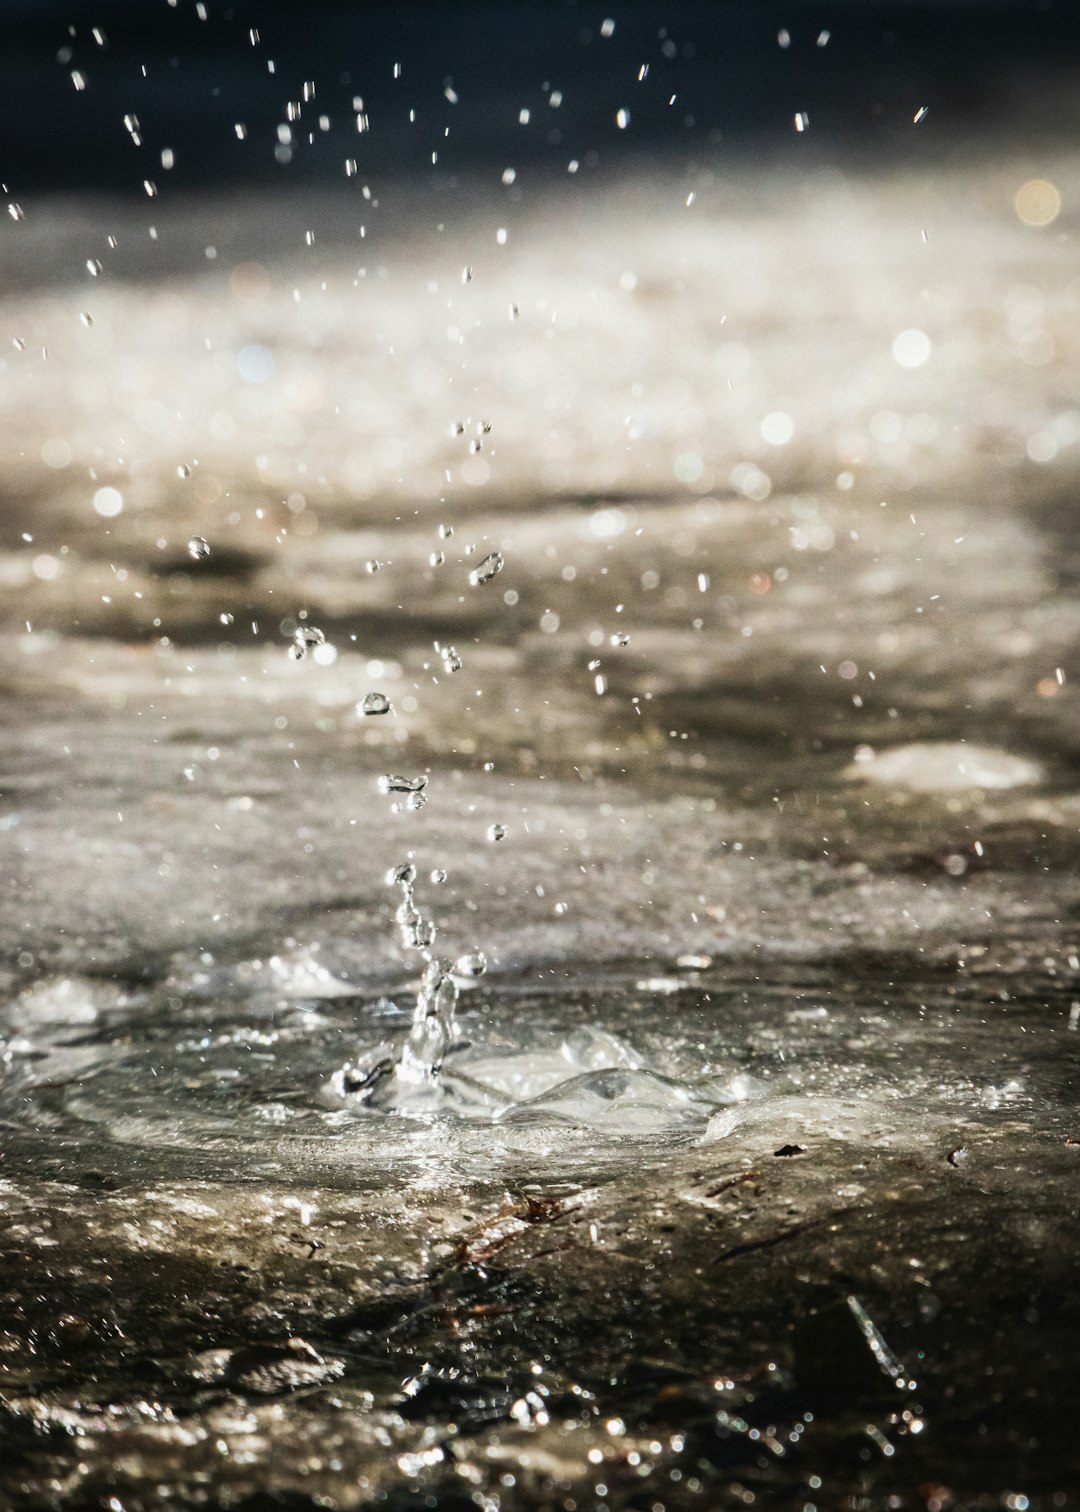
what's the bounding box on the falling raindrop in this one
[453,951,487,978]
[469,551,504,586]
[378,773,428,795]
[290,626,326,660]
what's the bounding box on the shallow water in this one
[2,157,1080,1509]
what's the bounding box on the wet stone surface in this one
[1,158,1080,1509]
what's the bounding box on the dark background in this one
[0,0,1077,196]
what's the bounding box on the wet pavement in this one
[1,152,1079,1509]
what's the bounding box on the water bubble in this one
[430,868,447,883]
[469,438,483,454]
[610,631,630,647]
[450,420,465,437]
[187,535,210,561]
[177,463,191,478]
[79,311,93,327]
[365,559,382,574]
[359,692,392,716]
[429,551,445,567]
[487,823,508,842]
[438,522,454,539]
[388,862,416,886]
[469,551,504,586]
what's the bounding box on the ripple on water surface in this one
[2,959,1070,1190]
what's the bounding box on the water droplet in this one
[430,868,447,883]
[469,551,504,586]
[187,536,210,561]
[365,559,382,574]
[610,631,630,647]
[429,551,445,567]
[454,951,487,978]
[359,692,392,716]
[379,773,428,795]
[388,862,416,886]
[290,626,325,660]
[177,463,191,478]
[438,522,454,539]
[487,823,508,842]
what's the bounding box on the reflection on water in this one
[2,157,1080,1508]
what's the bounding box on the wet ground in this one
[2,149,1080,1510]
